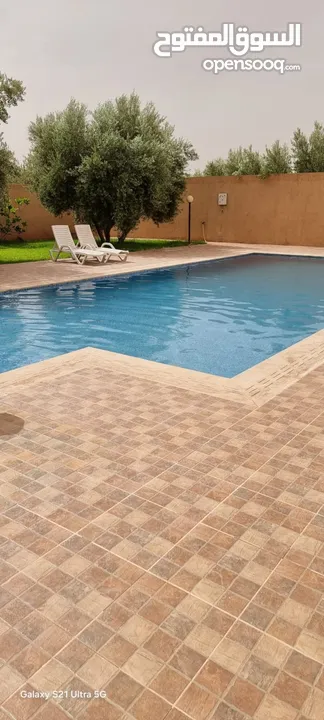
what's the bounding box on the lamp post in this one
[187,195,194,244]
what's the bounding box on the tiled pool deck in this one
[1,243,324,720]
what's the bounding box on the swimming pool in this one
[1,253,324,377]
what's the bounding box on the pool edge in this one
[1,329,324,409]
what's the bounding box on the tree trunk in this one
[94,222,105,245]
[103,224,113,243]
[117,228,130,246]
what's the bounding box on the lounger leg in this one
[50,247,61,262]
[72,252,84,265]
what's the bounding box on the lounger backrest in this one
[75,225,97,248]
[52,225,75,250]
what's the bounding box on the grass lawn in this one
[0,238,203,263]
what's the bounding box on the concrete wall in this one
[8,173,324,246]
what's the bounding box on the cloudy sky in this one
[0,0,321,170]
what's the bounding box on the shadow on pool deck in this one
[0,413,24,437]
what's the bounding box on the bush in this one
[0,197,29,239]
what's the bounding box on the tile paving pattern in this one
[0,357,324,719]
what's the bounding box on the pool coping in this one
[2,243,324,407]
[1,329,324,409]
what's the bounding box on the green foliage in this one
[260,141,292,177]
[0,73,25,125]
[26,99,90,216]
[203,121,324,178]
[202,121,324,178]
[0,197,29,238]
[291,128,313,173]
[309,122,324,172]
[0,71,25,212]
[0,139,16,206]
[226,149,242,175]
[203,146,261,177]
[227,146,262,176]
[25,93,198,242]
[203,158,226,176]
[291,123,324,173]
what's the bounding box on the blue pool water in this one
[1,253,324,377]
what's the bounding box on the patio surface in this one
[0,244,324,719]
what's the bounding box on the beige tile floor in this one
[0,243,324,719]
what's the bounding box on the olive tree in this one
[25,93,198,243]
[203,146,262,177]
[260,141,292,177]
[203,158,226,176]
[0,72,25,207]
[291,128,313,173]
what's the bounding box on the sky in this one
[0,0,322,170]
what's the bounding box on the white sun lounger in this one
[75,225,129,262]
[50,226,110,264]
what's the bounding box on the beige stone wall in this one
[8,173,324,246]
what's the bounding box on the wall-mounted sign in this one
[218,193,228,206]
